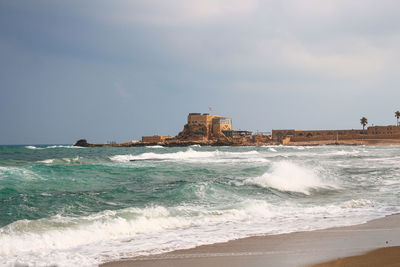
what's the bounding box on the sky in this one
[1,0,400,144]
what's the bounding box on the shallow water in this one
[1,145,399,266]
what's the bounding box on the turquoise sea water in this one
[1,145,400,266]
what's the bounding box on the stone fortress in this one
[178,113,232,141]
[140,113,265,146]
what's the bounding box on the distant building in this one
[142,135,173,143]
[187,113,232,137]
[212,117,232,135]
[222,130,252,137]
[272,125,400,142]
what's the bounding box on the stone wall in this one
[212,118,232,135]
[142,135,173,143]
[186,113,233,138]
[187,113,222,136]
[272,126,400,143]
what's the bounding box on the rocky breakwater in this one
[73,139,135,147]
[74,139,90,147]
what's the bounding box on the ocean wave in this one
[38,159,55,164]
[245,161,336,195]
[46,145,83,149]
[0,202,276,266]
[25,146,45,150]
[26,145,83,150]
[329,150,360,156]
[3,146,400,266]
[340,199,374,209]
[0,198,388,267]
[0,201,292,266]
[0,166,42,180]
[37,157,84,165]
[365,156,400,162]
[145,145,165,148]
[110,148,267,163]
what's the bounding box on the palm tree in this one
[360,117,368,130]
[395,111,400,126]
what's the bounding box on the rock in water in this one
[74,139,89,147]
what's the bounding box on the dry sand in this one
[101,214,400,267]
[312,246,400,267]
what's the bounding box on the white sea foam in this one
[145,145,165,148]
[25,146,44,150]
[110,148,266,163]
[0,204,276,266]
[26,145,82,150]
[0,198,389,267]
[38,157,83,165]
[0,166,42,180]
[365,156,400,163]
[340,199,374,209]
[330,150,359,156]
[39,159,55,164]
[46,145,83,149]
[246,161,335,195]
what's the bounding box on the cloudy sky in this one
[1,0,400,144]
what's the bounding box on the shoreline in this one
[101,213,400,267]
[74,138,400,148]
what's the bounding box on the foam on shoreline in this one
[101,214,400,267]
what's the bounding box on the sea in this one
[0,144,399,266]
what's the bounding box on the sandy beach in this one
[101,214,400,267]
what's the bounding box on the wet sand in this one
[101,214,400,267]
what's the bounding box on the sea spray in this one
[246,161,335,195]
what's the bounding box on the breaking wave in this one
[329,150,360,156]
[0,202,278,266]
[0,197,384,267]
[246,161,336,195]
[38,157,85,165]
[145,145,165,148]
[25,146,44,150]
[0,166,42,180]
[110,148,267,163]
[26,145,83,150]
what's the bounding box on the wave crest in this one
[110,148,266,163]
[246,161,335,195]
[26,145,83,150]
[38,156,84,165]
